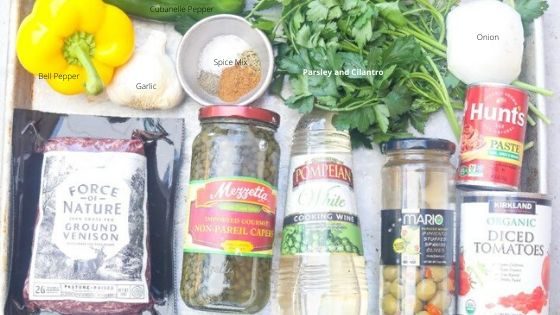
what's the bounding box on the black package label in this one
[381,209,454,266]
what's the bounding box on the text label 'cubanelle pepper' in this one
[103,0,245,33]
[16,0,135,95]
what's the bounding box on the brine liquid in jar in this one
[180,106,281,313]
[276,110,368,315]
[379,138,456,315]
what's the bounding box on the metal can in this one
[181,106,281,313]
[457,191,552,315]
[457,83,529,191]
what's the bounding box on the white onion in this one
[446,0,524,84]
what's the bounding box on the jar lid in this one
[199,105,280,128]
[381,138,456,154]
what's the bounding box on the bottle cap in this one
[381,138,456,154]
[199,105,280,128]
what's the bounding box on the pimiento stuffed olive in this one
[380,265,454,315]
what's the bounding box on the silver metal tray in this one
[1,1,549,314]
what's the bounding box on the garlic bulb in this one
[107,30,185,110]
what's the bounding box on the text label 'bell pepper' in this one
[16,0,135,95]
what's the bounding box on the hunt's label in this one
[184,177,277,257]
[458,84,528,190]
[458,195,552,315]
[29,151,149,303]
[281,154,363,256]
[381,209,454,266]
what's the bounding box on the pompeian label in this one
[381,209,454,266]
[29,151,149,303]
[292,161,353,188]
[184,177,277,257]
[282,154,364,256]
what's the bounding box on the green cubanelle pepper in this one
[103,0,246,33]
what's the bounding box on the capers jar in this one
[379,138,456,315]
[181,106,280,313]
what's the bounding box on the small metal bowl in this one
[176,14,274,106]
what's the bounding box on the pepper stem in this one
[64,32,103,95]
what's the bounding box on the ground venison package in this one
[5,109,184,314]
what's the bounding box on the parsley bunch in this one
[247,0,550,147]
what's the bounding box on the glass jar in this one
[181,106,280,313]
[379,138,456,315]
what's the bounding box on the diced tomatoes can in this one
[457,83,529,191]
[457,191,552,315]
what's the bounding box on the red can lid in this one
[199,106,280,128]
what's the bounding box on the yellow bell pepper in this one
[16,0,135,95]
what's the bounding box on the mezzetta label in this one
[184,177,277,257]
[194,178,276,213]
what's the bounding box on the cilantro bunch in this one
[247,0,550,147]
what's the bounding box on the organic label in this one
[184,177,277,257]
[458,196,551,315]
[282,154,363,256]
[381,209,454,266]
[29,151,149,303]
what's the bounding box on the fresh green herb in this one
[247,0,550,147]
[514,0,549,24]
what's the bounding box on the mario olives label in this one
[184,177,277,257]
[458,196,552,315]
[29,151,149,303]
[282,154,363,256]
[381,209,454,266]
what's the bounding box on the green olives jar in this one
[379,138,456,315]
[181,106,280,313]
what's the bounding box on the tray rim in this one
[533,18,548,193]
[0,0,551,312]
[1,0,23,308]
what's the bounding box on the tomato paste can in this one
[457,83,529,191]
[457,191,552,315]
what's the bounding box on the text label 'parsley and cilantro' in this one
[302,69,384,78]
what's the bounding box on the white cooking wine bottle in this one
[276,110,368,315]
